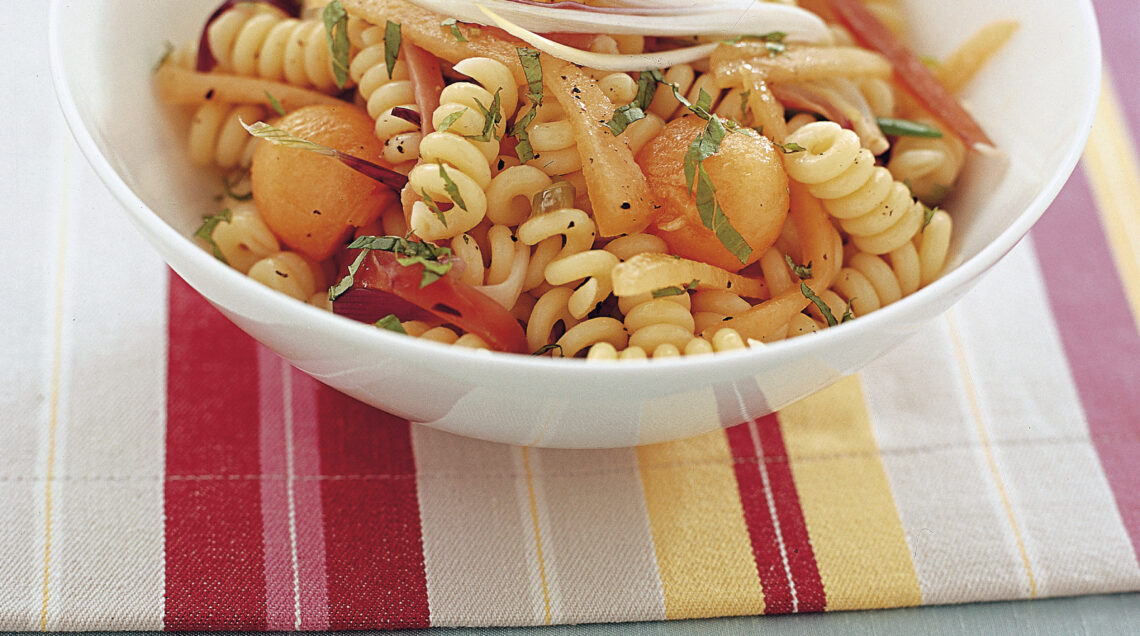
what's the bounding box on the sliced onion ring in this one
[403,0,830,39]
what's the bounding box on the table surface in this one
[10,1,1139,633]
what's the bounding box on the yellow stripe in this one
[637,430,765,619]
[946,309,1037,597]
[520,448,552,625]
[1081,73,1140,333]
[778,376,922,610]
[39,147,75,631]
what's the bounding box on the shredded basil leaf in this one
[840,299,856,323]
[466,88,503,142]
[876,117,944,138]
[438,165,467,211]
[153,41,174,73]
[331,235,455,297]
[532,343,563,357]
[222,171,253,201]
[264,91,286,116]
[512,48,543,163]
[694,164,751,264]
[652,279,699,298]
[785,254,812,279]
[922,204,940,231]
[801,282,838,327]
[194,209,233,264]
[773,140,806,153]
[604,69,662,135]
[436,108,467,133]
[374,314,407,333]
[738,89,751,124]
[322,1,350,89]
[420,190,448,226]
[441,17,467,42]
[384,20,402,80]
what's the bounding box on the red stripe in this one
[317,385,429,629]
[721,382,825,613]
[165,273,268,630]
[1031,166,1140,556]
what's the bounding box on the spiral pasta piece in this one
[783,121,926,255]
[349,32,421,167]
[205,3,348,92]
[208,200,279,274]
[408,58,519,241]
[188,102,266,169]
[887,119,966,206]
[518,208,615,319]
[247,250,327,304]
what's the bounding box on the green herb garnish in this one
[222,171,253,201]
[438,165,467,211]
[722,31,788,56]
[420,190,448,226]
[330,235,454,299]
[604,68,663,135]
[512,47,543,163]
[466,88,503,142]
[153,41,174,73]
[773,141,806,153]
[532,343,564,357]
[840,299,856,323]
[384,20,402,79]
[801,281,838,327]
[436,108,467,133]
[264,91,286,116]
[375,314,407,334]
[922,204,940,231]
[441,18,468,42]
[194,209,232,264]
[876,117,944,138]
[652,279,699,298]
[322,1,350,89]
[785,254,812,279]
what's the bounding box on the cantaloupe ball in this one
[251,104,393,262]
[638,115,789,272]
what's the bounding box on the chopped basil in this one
[512,48,543,163]
[221,171,253,201]
[738,89,751,124]
[438,165,467,211]
[694,163,751,264]
[722,31,787,56]
[264,91,286,116]
[420,190,448,226]
[153,41,174,73]
[518,47,543,101]
[604,68,663,135]
[466,88,503,142]
[876,117,943,138]
[384,20,402,80]
[773,140,806,153]
[441,17,467,42]
[785,254,812,279]
[922,204,941,231]
[532,343,563,357]
[840,299,856,323]
[436,108,467,133]
[330,235,455,299]
[375,314,407,334]
[194,208,233,264]
[322,1,350,89]
[801,282,838,327]
[652,279,699,298]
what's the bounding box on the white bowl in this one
[50,0,1100,448]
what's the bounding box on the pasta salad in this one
[155,0,1016,358]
